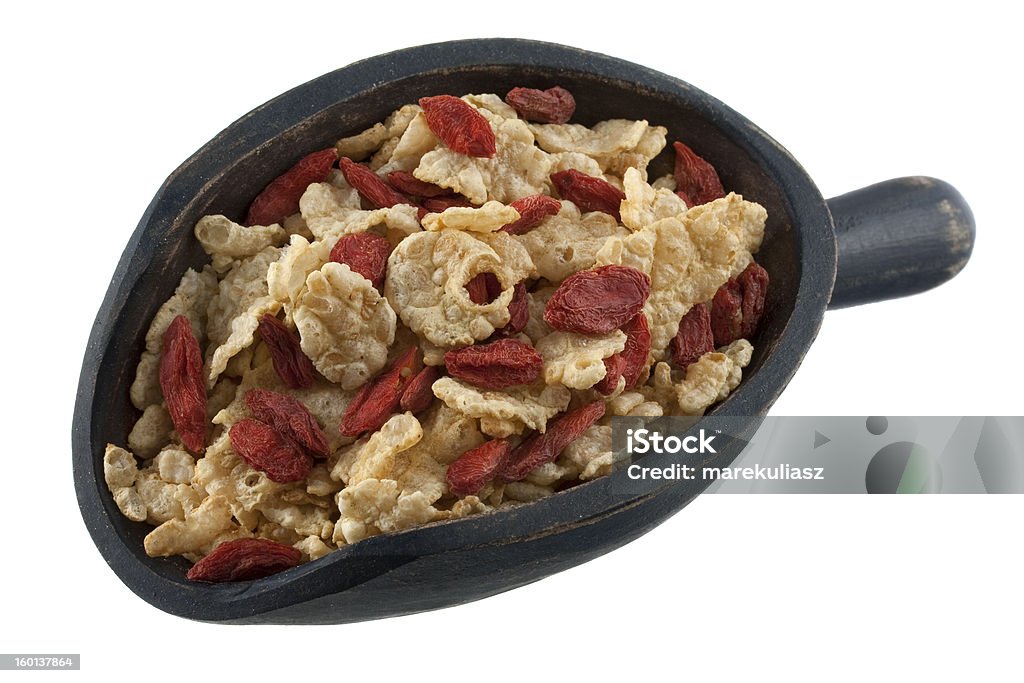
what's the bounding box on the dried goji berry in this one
[550,169,625,220]
[504,86,576,124]
[672,141,725,206]
[444,338,543,389]
[495,282,530,336]
[619,313,652,389]
[418,95,496,158]
[544,265,651,335]
[594,352,628,396]
[257,314,315,389]
[500,401,606,481]
[738,261,770,338]
[339,156,416,209]
[596,313,651,395]
[400,365,441,414]
[329,232,392,293]
[675,189,694,208]
[340,346,420,437]
[710,279,743,347]
[710,261,770,346]
[229,418,313,483]
[421,195,474,213]
[500,194,562,235]
[386,170,450,197]
[244,388,329,458]
[465,272,502,304]
[186,538,302,583]
[446,439,513,496]
[671,304,715,369]
[245,148,337,226]
[159,315,207,454]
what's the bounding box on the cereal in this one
[293,262,396,390]
[204,247,282,385]
[143,495,240,558]
[333,412,423,484]
[535,330,626,390]
[674,339,753,415]
[420,201,520,233]
[104,444,147,522]
[194,215,287,273]
[266,234,332,323]
[531,119,650,166]
[432,377,570,437]
[154,447,196,485]
[127,404,173,459]
[335,479,441,545]
[413,106,552,204]
[561,424,619,480]
[619,167,689,232]
[336,104,422,162]
[298,182,420,243]
[385,229,533,348]
[109,88,768,578]
[514,201,627,283]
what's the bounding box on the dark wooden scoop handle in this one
[826,176,975,309]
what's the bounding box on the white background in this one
[2,1,1022,680]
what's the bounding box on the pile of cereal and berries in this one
[103,86,769,583]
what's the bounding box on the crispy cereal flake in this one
[293,262,397,390]
[385,229,533,348]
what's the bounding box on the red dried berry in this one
[244,388,329,458]
[544,265,651,335]
[504,86,576,124]
[673,141,725,206]
[257,314,315,390]
[421,195,474,213]
[738,261,770,338]
[594,353,628,396]
[675,190,695,208]
[465,272,502,305]
[159,315,207,454]
[618,313,652,390]
[710,279,744,347]
[596,313,651,395]
[500,195,562,235]
[339,157,415,209]
[497,282,530,336]
[710,260,770,346]
[550,170,625,220]
[501,401,606,481]
[399,365,441,414]
[329,232,392,292]
[671,304,715,369]
[444,338,543,389]
[340,346,420,437]
[186,538,302,583]
[418,95,496,158]
[446,439,513,496]
[245,148,337,227]
[229,418,313,483]
[386,171,450,198]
